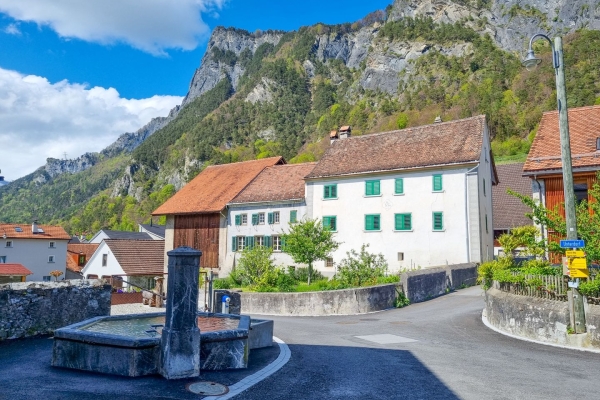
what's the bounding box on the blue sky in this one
[0,0,392,181]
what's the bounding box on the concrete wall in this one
[0,280,111,340]
[400,263,478,303]
[307,167,476,274]
[240,283,398,316]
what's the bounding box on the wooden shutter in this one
[235,215,241,226]
[268,212,274,224]
[232,236,237,251]
[323,216,330,229]
[264,235,271,248]
[366,181,373,196]
[395,178,403,194]
[252,214,259,225]
[324,186,330,198]
[290,210,297,223]
[433,175,442,191]
[433,212,443,230]
[405,214,412,230]
[245,236,254,249]
[330,216,337,231]
[331,185,337,198]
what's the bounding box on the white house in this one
[82,239,164,289]
[305,115,497,275]
[0,222,70,281]
[224,163,316,275]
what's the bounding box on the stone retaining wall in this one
[485,288,600,349]
[0,280,111,340]
[401,263,478,303]
[240,283,398,316]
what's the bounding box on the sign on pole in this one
[566,250,585,258]
[560,239,585,248]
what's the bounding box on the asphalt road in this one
[239,286,600,400]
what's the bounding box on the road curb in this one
[211,336,291,399]
[481,309,600,354]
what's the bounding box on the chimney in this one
[434,116,443,123]
[32,220,38,234]
[339,125,352,139]
[329,130,339,145]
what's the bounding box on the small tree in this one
[49,270,63,281]
[336,244,389,287]
[282,218,340,285]
[230,245,278,290]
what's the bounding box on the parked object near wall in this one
[0,280,111,340]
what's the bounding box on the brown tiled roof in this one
[306,115,487,179]
[0,263,33,276]
[0,223,70,240]
[230,163,317,204]
[66,243,99,273]
[330,130,338,138]
[524,105,600,174]
[492,163,533,230]
[152,157,284,215]
[104,239,164,276]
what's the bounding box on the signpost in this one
[560,239,585,248]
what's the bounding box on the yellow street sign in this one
[570,269,589,278]
[569,258,588,269]
[566,250,585,258]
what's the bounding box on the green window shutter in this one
[395,178,404,194]
[281,236,287,251]
[330,216,337,231]
[366,181,373,196]
[433,212,443,231]
[245,236,255,249]
[324,186,330,198]
[433,175,442,191]
[290,210,297,223]
[232,236,237,252]
[252,214,258,225]
[394,214,402,230]
[405,214,412,230]
[268,212,274,224]
[365,215,380,230]
[330,185,337,198]
[264,235,271,248]
[235,215,241,226]
[395,214,412,230]
[323,216,330,229]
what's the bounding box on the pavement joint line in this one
[210,336,291,400]
[481,309,600,354]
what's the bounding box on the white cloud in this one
[0,67,183,180]
[0,0,226,55]
[3,22,20,35]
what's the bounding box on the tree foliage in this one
[336,244,389,286]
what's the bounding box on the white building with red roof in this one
[0,222,70,281]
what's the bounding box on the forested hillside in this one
[1,0,599,236]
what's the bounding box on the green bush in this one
[293,267,325,283]
[336,244,389,287]
[212,277,234,290]
[230,246,278,291]
[520,259,561,276]
[579,279,600,298]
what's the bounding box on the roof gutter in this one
[523,165,600,177]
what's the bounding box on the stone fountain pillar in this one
[160,246,202,379]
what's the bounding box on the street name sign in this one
[566,250,585,258]
[560,239,585,248]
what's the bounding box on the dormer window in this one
[78,254,86,266]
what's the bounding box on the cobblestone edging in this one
[0,280,111,340]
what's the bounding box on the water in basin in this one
[81,316,239,338]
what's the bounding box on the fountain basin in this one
[51,312,250,377]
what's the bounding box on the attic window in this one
[14,227,22,232]
[37,228,45,233]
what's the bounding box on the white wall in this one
[307,167,475,274]
[0,237,68,282]
[81,241,125,280]
[223,202,307,276]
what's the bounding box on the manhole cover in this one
[187,381,229,396]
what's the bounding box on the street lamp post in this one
[522,34,586,333]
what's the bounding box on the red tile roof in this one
[152,157,284,215]
[66,243,99,273]
[306,115,487,179]
[104,239,165,276]
[0,263,33,276]
[492,163,533,230]
[230,163,317,204]
[524,105,600,174]
[0,223,70,240]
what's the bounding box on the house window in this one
[258,213,265,224]
[48,255,55,263]
[326,257,334,268]
[42,276,51,282]
[433,174,443,192]
[323,216,337,232]
[268,212,280,224]
[398,252,404,261]
[365,214,381,231]
[395,213,412,231]
[232,236,246,252]
[272,236,282,251]
[574,181,589,204]
[78,255,86,266]
[49,241,55,248]
[102,254,108,267]
[290,210,297,223]
[255,236,264,247]
[245,236,255,249]
[5,241,12,248]
[0,256,6,263]
[365,180,380,196]
[433,212,444,231]
[235,214,246,226]
[241,214,248,225]
[395,178,404,195]
[324,184,337,199]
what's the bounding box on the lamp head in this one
[522,49,542,71]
